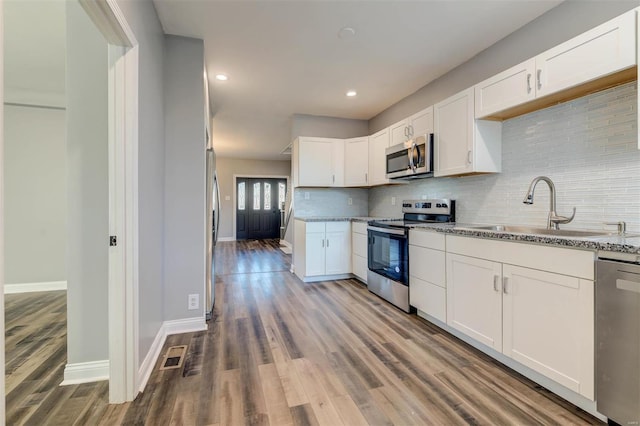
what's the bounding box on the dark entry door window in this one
[236,178,286,240]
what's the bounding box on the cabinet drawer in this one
[409,230,445,250]
[306,222,325,233]
[352,232,367,257]
[352,254,368,282]
[446,235,595,280]
[409,245,445,287]
[410,277,446,322]
[326,221,350,233]
[352,222,368,235]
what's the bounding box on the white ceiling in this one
[4,0,66,105]
[154,0,562,160]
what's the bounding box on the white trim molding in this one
[280,240,292,249]
[137,317,207,393]
[217,236,235,242]
[4,281,67,294]
[61,360,110,386]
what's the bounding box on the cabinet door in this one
[344,137,369,186]
[389,119,409,146]
[502,265,594,399]
[352,231,367,258]
[352,254,368,283]
[475,58,536,119]
[305,231,326,276]
[408,106,434,136]
[434,88,474,177]
[368,128,390,186]
[325,223,351,275]
[446,253,503,351]
[331,139,345,187]
[536,11,635,98]
[298,138,335,186]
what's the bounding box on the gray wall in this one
[370,0,640,133]
[215,157,291,239]
[117,0,167,369]
[66,0,109,364]
[163,35,206,322]
[291,114,368,140]
[4,105,66,284]
[370,82,640,232]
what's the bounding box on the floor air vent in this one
[159,345,187,370]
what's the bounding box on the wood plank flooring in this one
[5,239,602,425]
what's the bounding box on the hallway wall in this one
[4,105,66,287]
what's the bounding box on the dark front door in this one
[236,178,286,240]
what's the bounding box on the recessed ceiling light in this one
[338,27,356,40]
[346,90,357,97]
[215,74,228,81]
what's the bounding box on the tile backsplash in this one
[369,82,640,233]
[294,187,369,217]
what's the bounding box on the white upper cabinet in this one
[344,137,369,187]
[434,88,502,177]
[475,58,537,118]
[536,10,635,97]
[368,128,391,186]
[408,106,434,136]
[475,10,636,119]
[389,118,410,146]
[294,137,344,187]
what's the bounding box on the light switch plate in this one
[304,192,310,200]
[391,196,396,206]
[225,195,231,201]
[348,198,353,205]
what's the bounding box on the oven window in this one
[368,230,408,284]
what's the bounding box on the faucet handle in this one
[604,221,626,235]
[550,207,576,225]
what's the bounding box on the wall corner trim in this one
[137,317,207,393]
[61,360,110,386]
[4,281,67,294]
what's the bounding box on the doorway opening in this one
[236,177,286,240]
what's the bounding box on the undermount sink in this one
[458,224,614,238]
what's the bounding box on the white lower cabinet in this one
[351,222,368,283]
[294,220,351,282]
[446,254,503,351]
[409,230,446,322]
[502,265,594,399]
[445,236,595,400]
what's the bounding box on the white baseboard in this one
[279,240,292,249]
[137,324,166,393]
[137,317,208,393]
[217,236,235,242]
[5,281,67,294]
[163,317,208,336]
[61,360,109,386]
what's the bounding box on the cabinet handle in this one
[537,69,542,90]
[326,239,330,247]
[365,172,368,183]
[526,73,532,94]
[408,125,414,138]
[322,239,324,248]
[467,150,472,164]
[503,276,510,294]
[404,126,409,138]
[493,275,501,292]
[332,175,335,184]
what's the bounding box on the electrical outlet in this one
[224,195,231,201]
[304,192,310,200]
[188,294,199,310]
[348,197,353,205]
[391,196,396,206]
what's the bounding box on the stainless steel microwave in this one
[385,133,434,180]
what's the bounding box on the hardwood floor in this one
[6,239,602,425]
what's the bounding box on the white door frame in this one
[232,174,290,240]
[1,1,6,420]
[79,0,139,403]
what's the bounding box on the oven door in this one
[367,226,409,285]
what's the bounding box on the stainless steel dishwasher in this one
[596,253,640,425]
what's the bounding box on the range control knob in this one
[436,203,442,208]
[441,203,448,208]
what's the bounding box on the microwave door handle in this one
[410,143,418,171]
[408,145,414,171]
[414,143,422,170]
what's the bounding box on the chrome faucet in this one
[523,176,576,230]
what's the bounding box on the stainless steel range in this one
[367,199,455,312]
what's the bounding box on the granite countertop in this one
[295,216,640,255]
[295,216,400,223]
